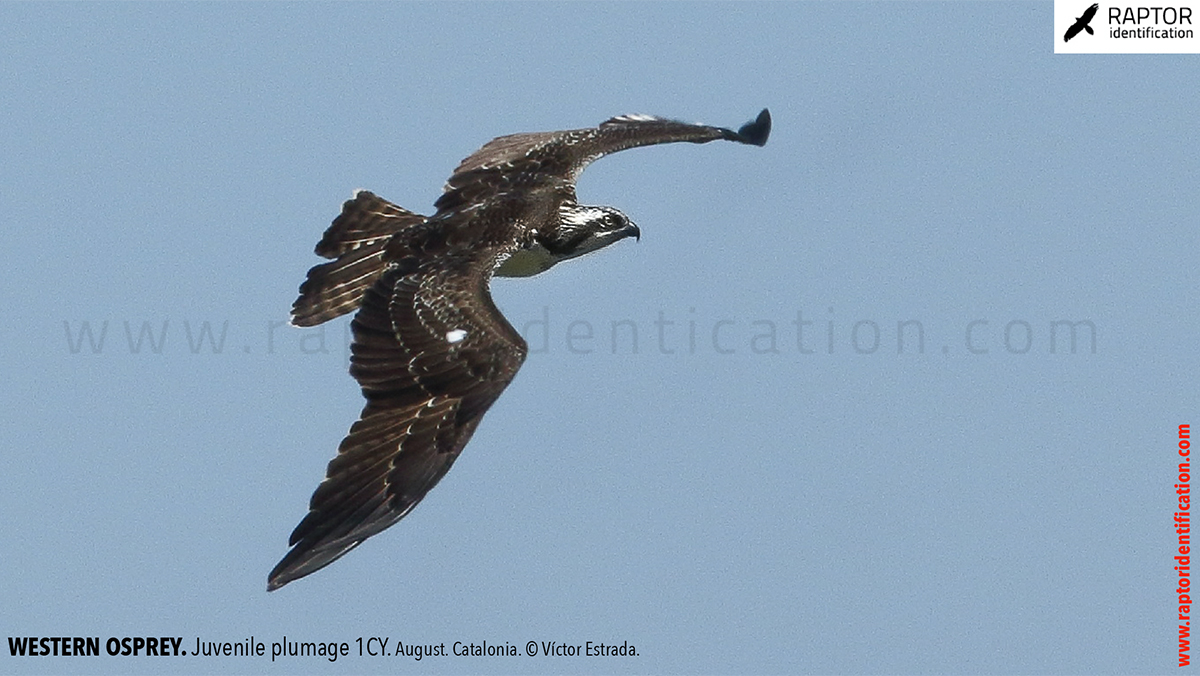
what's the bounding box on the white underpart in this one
[446,329,468,344]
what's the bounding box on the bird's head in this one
[552,204,641,260]
[494,204,640,278]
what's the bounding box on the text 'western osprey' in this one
[269,109,772,590]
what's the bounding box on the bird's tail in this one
[292,191,426,327]
[1085,25,1094,34]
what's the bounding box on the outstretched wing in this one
[292,191,427,327]
[269,249,527,590]
[436,109,772,211]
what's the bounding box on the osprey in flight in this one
[268,109,772,590]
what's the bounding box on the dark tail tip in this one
[736,108,771,146]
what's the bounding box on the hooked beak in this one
[622,222,641,242]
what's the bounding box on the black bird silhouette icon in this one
[1064,3,1100,41]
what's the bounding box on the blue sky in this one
[1,2,1194,674]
